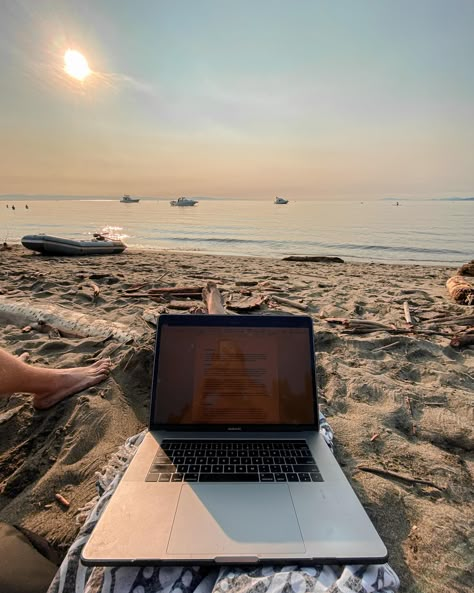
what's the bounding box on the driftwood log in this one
[227,294,267,312]
[270,295,308,311]
[282,256,344,263]
[423,314,474,326]
[168,300,199,310]
[125,291,202,300]
[457,260,474,276]
[446,275,474,305]
[0,298,142,342]
[450,331,474,349]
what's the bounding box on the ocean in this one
[1,198,472,266]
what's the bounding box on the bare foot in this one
[32,359,112,410]
[202,282,227,314]
[18,352,30,362]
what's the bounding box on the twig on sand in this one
[156,271,168,283]
[55,493,70,508]
[124,283,148,293]
[372,341,401,352]
[125,291,202,299]
[403,301,414,326]
[89,282,100,302]
[270,295,308,311]
[148,286,203,294]
[405,396,417,435]
[355,466,443,491]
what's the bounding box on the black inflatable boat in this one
[21,234,127,256]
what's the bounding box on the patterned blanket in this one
[47,416,399,593]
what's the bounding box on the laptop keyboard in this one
[145,439,323,483]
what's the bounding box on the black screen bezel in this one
[149,314,319,432]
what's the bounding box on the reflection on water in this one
[99,225,128,242]
[1,198,472,265]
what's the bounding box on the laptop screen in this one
[150,315,318,429]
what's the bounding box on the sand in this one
[0,245,472,593]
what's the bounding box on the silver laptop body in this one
[82,314,387,566]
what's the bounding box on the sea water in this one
[1,198,472,266]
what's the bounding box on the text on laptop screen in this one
[153,325,315,425]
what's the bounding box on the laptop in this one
[82,314,387,566]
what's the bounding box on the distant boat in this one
[120,194,140,203]
[170,197,198,207]
[21,234,127,256]
[274,196,288,204]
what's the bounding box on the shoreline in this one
[0,246,472,592]
[8,241,464,269]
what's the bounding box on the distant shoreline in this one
[1,195,473,202]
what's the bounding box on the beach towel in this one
[47,415,400,593]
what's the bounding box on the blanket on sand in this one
[47,416,399,593]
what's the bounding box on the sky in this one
[0,0,473,200]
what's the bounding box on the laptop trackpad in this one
[167,484,305,555]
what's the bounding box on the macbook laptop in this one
[82,314,387,566]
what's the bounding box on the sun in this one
[64,49,91,81]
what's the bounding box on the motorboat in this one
[21,234,127,256]
[274,196,289,204]
[170,197,198,207]
[120,194,140,203]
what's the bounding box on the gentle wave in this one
[165,235,468,257]
[4,199,473,265]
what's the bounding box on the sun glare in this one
[64,49,91,81]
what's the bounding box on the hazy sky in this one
[1,0,473,199]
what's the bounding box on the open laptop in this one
[82,314,387,566]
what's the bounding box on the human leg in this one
[0,347,111,409]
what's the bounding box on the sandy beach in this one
[0,245,472,593]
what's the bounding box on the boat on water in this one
[120,194,140,203]
[274,196,289,204]
[21,234,127,256]
[170,197,198,207]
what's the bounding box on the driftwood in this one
[227,294,267,312]
[89,282,100,302]
[26,321,84,339]
[356,465,443,491]
[446,275,474,305]
[55,493,70,508]
[142,307,165,325]
[124,283,148,293]
[457,260,474,276]
[168,300,199,310]
[125,291,202,300]
[322,317,349,325]
[0,298,142,343]
[421,314,474,326]
[147,286,203,294]
[235,280,258,287]
[450,332,474,349]
[327,318,394,330]
[372,341,401,352]
[270,295,308,311]
[282,256,344,263]
[403,301,413,325]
